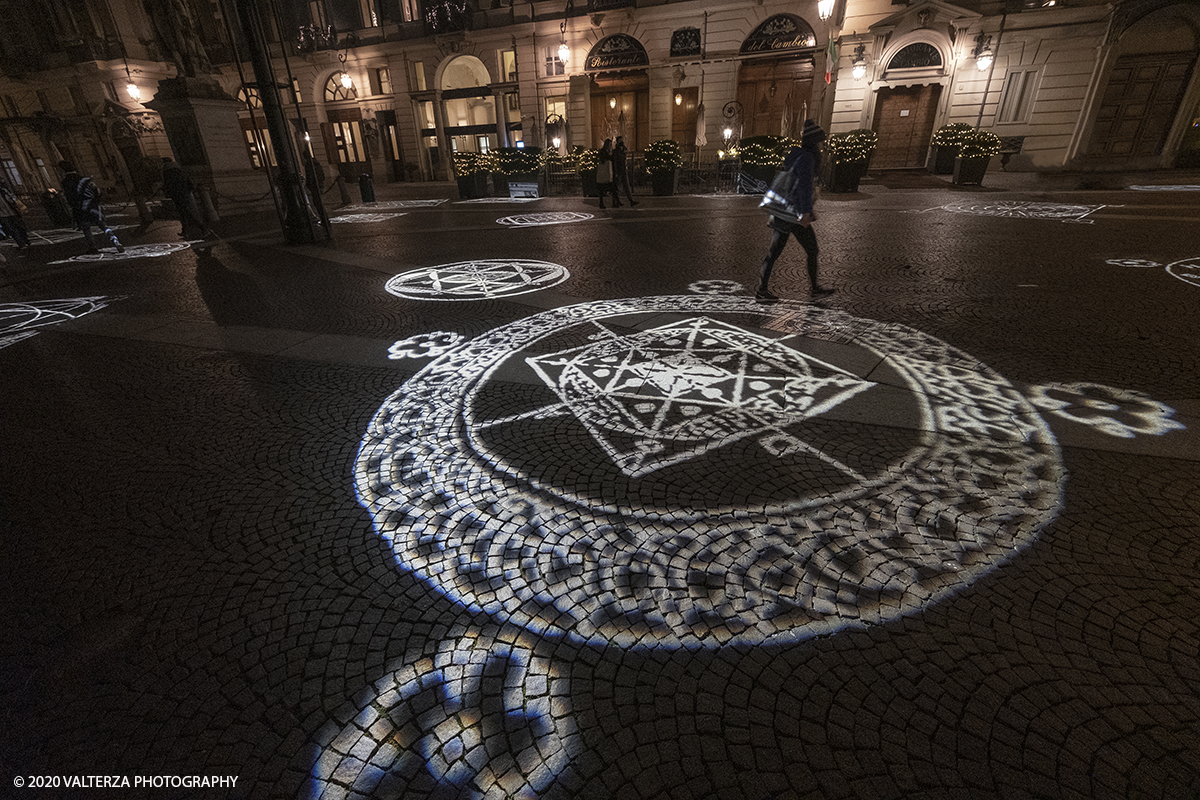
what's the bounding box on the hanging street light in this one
[973,33,994,72]
[558,22,570,65]
[339,52,353,89]
[851,43,867,80]
[817,0,835,21]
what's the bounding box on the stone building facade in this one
[1,0,1197,205]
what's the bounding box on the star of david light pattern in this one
[0,296,121,349]
[304,633,578,800]
[328,212,406,223]
[47,241,195,264]
[525,317,875,477]
[385,259,569,301]
[455,196,540,204]
[497,212,593,226]
[933,201,1113,223]
[357,296,1064,649]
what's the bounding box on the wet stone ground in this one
[1,180,1198,799]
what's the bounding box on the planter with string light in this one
[927,123,974,175]
[645,139,683,196]
[822,129,877,193]
[736,135,795,194]
[453,152,492,199]
[952,129,1001,186]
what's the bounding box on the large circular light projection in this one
[1166,256,1200,288]
[938,201,1102,220]
[356,296,1063,649]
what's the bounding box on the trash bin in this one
[358,173,375,204]
[42,189,73,227]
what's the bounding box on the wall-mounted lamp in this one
[339,52,353,89]
[610,97,617,109]
[851,43,867,80]
[674,93,682,106]
[722,126,733,141]
[123,59,140,101]
[973,33,993,72]
[817,0,835,21]
[558,22,570,64]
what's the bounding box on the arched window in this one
[237,86,262,108]
[887,43,942,70]
[324,75,357,102]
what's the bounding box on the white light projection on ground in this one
[455,196,540,204]
[1107,255,1200,288]
[388,331,465,360]
[46,241,197,265]
[0,225,135,248]
[0,296,121,349]
[920,201,1118,223]
[303,631,579,800]
[338,199,446,213]
[356,292,1068,650]
[385,259,569,301]
[328,212,407,223]
[497,212,593,227]
[1129,185,1200,191]
[1029,382,1184,439]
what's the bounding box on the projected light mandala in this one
[455,196,540,204]
[689,280,747,295]
[388,331,465,360]
[1107,258,1162,268]
[0,296,122,348]
[936,201,1110,222]
[357,295,1064,649]
[328,212,406,223]
[498,212,593,226]
[338,199,446,213]
[1130,185,1200,191]
[1166,256,1200,288]
[385,259,569,301]
[306,632,578,799]
[47,241,195,264]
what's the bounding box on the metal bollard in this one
[358,173,375,204]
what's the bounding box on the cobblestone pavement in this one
[2,173,1199,799]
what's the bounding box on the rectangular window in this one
[70,86,89,116]
[241,121,277,169]
[545,49,565,77]
[330,120,364,163]
[1,158,21,186]
[358,0,379,27]
[373,67,392,95]
[410,61,427,91]
[35,158,52,185]
[997,68,1039,124]
[500,50,517,82]
[401,0,419,23]
[309,1,327,26]
[293,78,304,105]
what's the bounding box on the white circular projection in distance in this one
[385,259,569,301]
[356,296,1063,649]
[47,241,195,264]
[497,211,593,226]
[937,201,1105,220]
[1166,256,1200,288]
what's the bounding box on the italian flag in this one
[825,36,839,84]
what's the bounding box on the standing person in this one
[0,181,31,253]
[613,135,638,206]
[596,139,621,209]
[755,120,832,302]
[58,161,124,254]
[161,157,209,240]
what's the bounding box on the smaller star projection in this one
[385,259,569,301]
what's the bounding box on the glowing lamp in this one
[126,82,141,101]
[552,136,561,148]
[723,126,733,140]
[817,0,835,21]
[609,97,616,109]
[558,41,570,64]
[340,71,353,89]
[674,93,682,106]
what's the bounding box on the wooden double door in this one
[1087,52,1196,165]
[871,84,942,169]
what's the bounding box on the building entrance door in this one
[1086,52,1196,165]
[376,110,406,181]
[736,59,814,139]
[871,84,942,168]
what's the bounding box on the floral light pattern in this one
[1028,382,1185,439]
[388,331,465,360]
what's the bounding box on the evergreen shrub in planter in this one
[453,152,490,199]
[823,129,877,193]
[645,139,683,196]
[952,130,1000,186]
[490,146,545,195]
[573,146,600,196]
[736,135,796,193]
[928,123,974,174]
